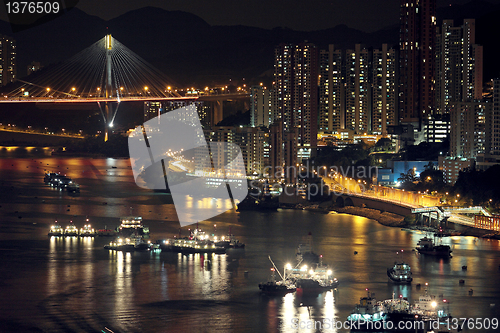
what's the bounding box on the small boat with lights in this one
[416,236,452,257]
[259,256,296,295]
[104,234,151,251]
[213,233,245,249]
[64,221,78,236]
[259,269,296,296]
[191,225,245,249]
[387,262,412,284]
[48,221,64,236]
[160,238,226,254]
[79,221,95,236]
[287,256,339,294]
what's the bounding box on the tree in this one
[398,169,417,189]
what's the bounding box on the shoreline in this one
[329,206,407,227]
[326,205,500,239]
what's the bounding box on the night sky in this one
[73,0,500,32]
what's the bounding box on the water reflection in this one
[273,290,339,332]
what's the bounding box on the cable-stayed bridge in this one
[0,35,249,140]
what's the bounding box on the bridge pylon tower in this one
[104,34,114,142]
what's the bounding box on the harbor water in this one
[0,155,499,332]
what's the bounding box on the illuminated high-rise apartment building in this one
[435,19,483,114]
[399,0,436,125]
[319,45,343,133]
[372,44,398,134]
[0,34,16,86]
[274,42,318,174]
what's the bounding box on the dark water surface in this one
[0,157,499,332]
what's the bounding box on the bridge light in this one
[120,87,124,91]
[46,88,50,92]
[144,86,149,91]
[72,87,76,92]
[167,86,171,90]
[109,123,114,128]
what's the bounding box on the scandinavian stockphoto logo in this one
[128,105,248,227]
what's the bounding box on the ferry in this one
[117,216,149,239]
[48,221,64,236]
[416,236,452,257]
[387,262,413,284]
[64,221,78,236]
[104,216,151,251]
[79,221,95,236]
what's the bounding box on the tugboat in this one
[259,256,296,296]
[48,221,63,236]
[416,236,452,257]
[387,262,413,284]
[79,221,95,237]
[44,172,58,184]
[259,268,296,296]
[64,221,78,236]
[387,250,412,284]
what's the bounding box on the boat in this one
[96,225,116,236]
[104,217,151,251]
[192,226,245,249]
[64,221,78,236]
[287,256,339,294]
[160,238,226,254]
[296,232,320,264]
[259,256,296,295]
[259,268,296,296]
[347,290,387,329]
[104,234,151,251]
[387,252,412,284]
[67,182,80,193]
[44,172,58,184]
[51,174,73,189]
[410,288,462,332]
[79,222,95,236]
[416,236,452,257]
[387,262,413,284]
[48,221,63,236]
[117,216,149,239]
[348,291,414,331]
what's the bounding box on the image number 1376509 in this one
[5,1,60,14]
